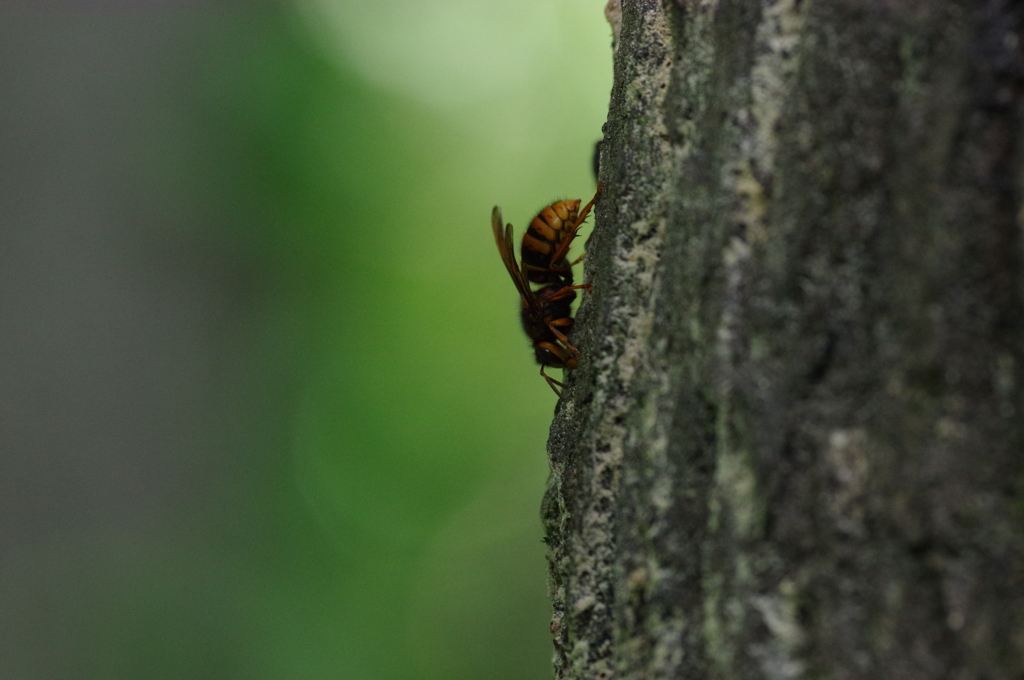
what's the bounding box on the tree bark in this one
[543,0,1024,678]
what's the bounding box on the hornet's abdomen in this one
[520,200,581,285]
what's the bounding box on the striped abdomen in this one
[520,199,581,285]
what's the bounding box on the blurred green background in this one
[0,1,609,678]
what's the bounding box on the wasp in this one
[492,186,600,396]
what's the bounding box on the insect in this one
[492,187,601,396]
[520,199,588,286]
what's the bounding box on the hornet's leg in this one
[548,318,580,358]
[544,283,592,303]
[540,365,567,397]
[548,183,603,269]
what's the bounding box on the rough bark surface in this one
[543,0,1024,678]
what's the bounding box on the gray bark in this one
[543,0,1024,678]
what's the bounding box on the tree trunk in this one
[543,0,1024,678]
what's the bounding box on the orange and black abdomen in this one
[520,200,581,285]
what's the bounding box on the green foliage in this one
[0,3,609,679]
